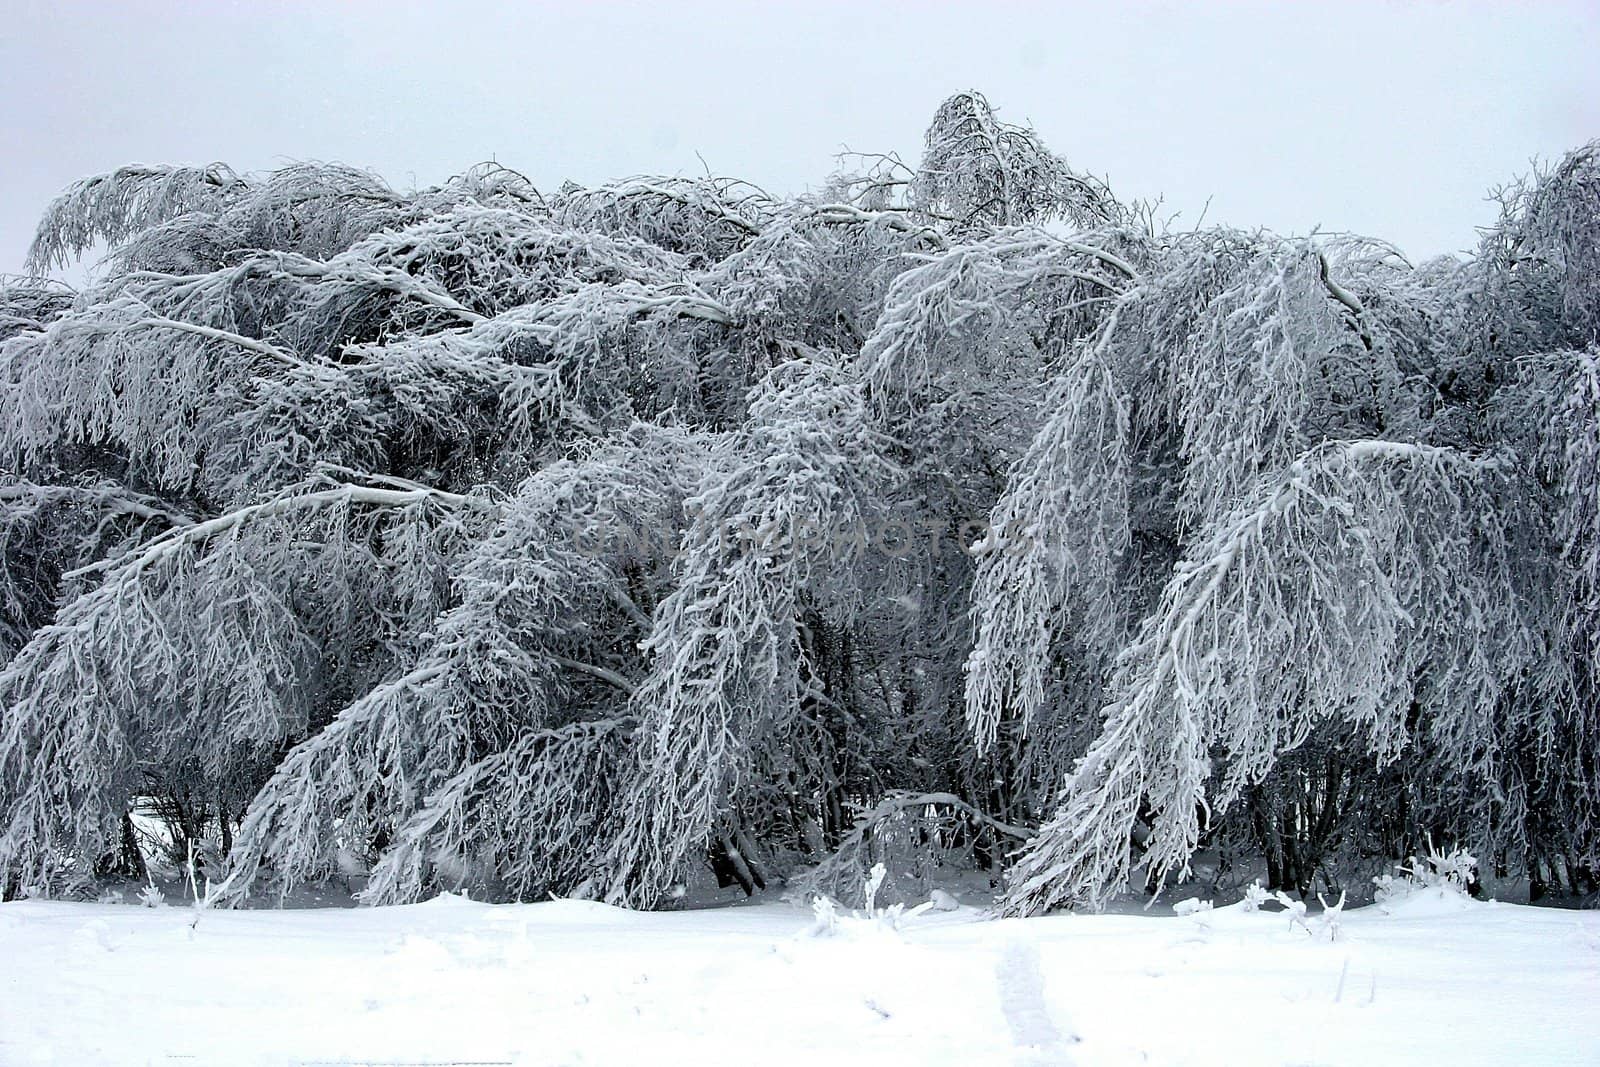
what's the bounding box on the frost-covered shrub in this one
[1374,848,1479,905]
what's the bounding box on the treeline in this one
[0,92,1594,911]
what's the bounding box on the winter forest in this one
[1,90,1596,919]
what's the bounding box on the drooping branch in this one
[1001,440,1545,914]
[27,163,243,273]
[132,314,307,368]
[597,364,900,907]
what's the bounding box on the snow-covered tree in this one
[913,91,1123,233]
[1001,442,1552,913]
[0,96,1593,913]
[0,475,480,894]
[210,425,709,904]
[597,362,900,906]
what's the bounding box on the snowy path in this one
[1,888,1595,1066]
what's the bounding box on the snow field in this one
[2,887,1595,1066]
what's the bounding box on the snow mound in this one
[413,890,486,909]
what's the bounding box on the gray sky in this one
[3,0,1597,277]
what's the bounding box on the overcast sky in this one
[2,1,1596,277]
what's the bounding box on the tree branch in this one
[551,655,638,696]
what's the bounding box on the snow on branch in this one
[1165,238,1407,529]
[860,228,1140,425]
[1003,440,1547,914]
[1488,141,1600,347]
[277,206,701,356]
[0,296,314,492]
[597,363,900,906]
[214,428,710,904]
[26,163,245,273]
[705,202,948,363]
[0,477,190,662]
[303,206,688,320]
[360,718,635,905]
[28,161,421,280]
[0,278,74,341]
[1497,348,1600,695]
[914,91,1125,233]
[553,176,774,265]
[0,478,485,892]
[964,345,1132,752]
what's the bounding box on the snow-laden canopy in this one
[1,94,1595,910]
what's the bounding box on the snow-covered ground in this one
[2,885,1596,1066]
